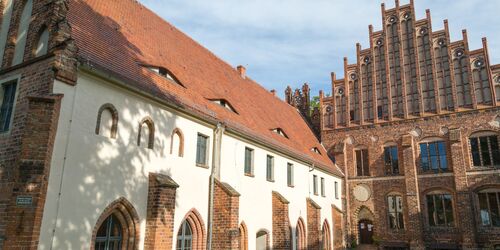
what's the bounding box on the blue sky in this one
[139,0,500,98]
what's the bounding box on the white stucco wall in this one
[38,71,342,250]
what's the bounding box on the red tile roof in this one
[68,0,341,176]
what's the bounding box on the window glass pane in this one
[437,142,447,170]
[266,155,273,181]
[489,192,500,226]
[313,175,318,194]
[490,136,500,166]
[480,137,491,166]
[196,134,207,165]
[427,195,436,226]
[391,147,399,174]
[478,193,490,226]
[356,150,363,176]
[362,149,369,176]
[420,144,429,171]
[244,148,253,174]
[0,82,17,132]
[287,163,293,186]
[388,196,395,212]
[443,194,454,226]
[435,194,445,225]
[470,138,481,166]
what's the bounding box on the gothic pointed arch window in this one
[401,12,419,115]
[0,0,14,63]
[176,209,206,250]
[322,220,332,250]
[452,49,472,107]
[335,86,346,125]
[417,27,436,112]
[374,38,389,119]
[12,0,33,65]
[361,56,374,121]
[348,72,360,122]
[324,105,333,128]
[95,104,119,139]
[387,15,404,117]
[295,218,307,250]
[137,117,155,149]
[33,26,49,57]
[239,222,248,250]
[91,198,139,250]
[170,128,184,157]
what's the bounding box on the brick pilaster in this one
[144,173,179,250]
[332,205,344,250]
[272,191,291,249]
[401,134,424,249]
[307,198,321,250]
[2,95,62,250]
[449,128,477,248]
[212,180,240,250]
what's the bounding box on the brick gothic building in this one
[0,0,344,249]
[309,0,500,249]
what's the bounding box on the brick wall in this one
[2,95,62,249]
[332,206,343,250]
[0,0,76,248]
[307,198,321,250]
[144,173,178,250]
[323,108,500,248]
[272,191,291,249]
[212,180,240,250]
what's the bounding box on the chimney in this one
[237,65,246,79]
[270,89,276,96]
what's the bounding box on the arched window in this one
[322,220,332,250]
[33,26,49,57]
[91,198,139,250]
[469,131,500,168]
[95,214,122,249]
[425,190,454,227]
[387,194,404,229]
[477,188,500,227]
[170,128,184,157]
[0,0,14,63]
[239,222,248,250]
[295,218,307,250]
[95,104,118,139]
[256,230,269,250]
[137,117,154,149]
[176,209,206,250]
[12,0,33,65]
[176,220,192,250]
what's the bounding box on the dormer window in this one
[311,147,321,155]
[271,128,288,138]
[210,99,237,113]
[142,64,184,87]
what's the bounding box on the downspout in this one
[207,122,225,250]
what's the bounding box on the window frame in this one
[419,140,448,173]
[334,181,339,199]
[355,148,370,176]
[196,133,209,167]
[477,188,500,227]
[387,194,404,230]
[0,78,19,134]
[176,220,193,250]
[384,145,399,175]
[313,175,318,195]
[266,155,274,182]
[425,192,455,227]
[244,147,254,177]
[469,133,500,168]
[320,177,325,197]
[287,163,294,187]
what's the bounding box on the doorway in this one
[358,219,374,244]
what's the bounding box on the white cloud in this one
[139,0,500,97]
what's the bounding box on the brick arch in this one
[31,23,49,57]
[472,184,500,193]
[95,103,119,139]
[422,186,455,196]
[239,221,248,250]
[137,116,155,149]
[91,197,140,250]
[417,135,446,143]
[256,228,271,250]
[170,127,184,157]
[354,206,374,222]
[178,208,206,250]
[467,129,499,138]
[322,219,332,250]
[295,217,307,250]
